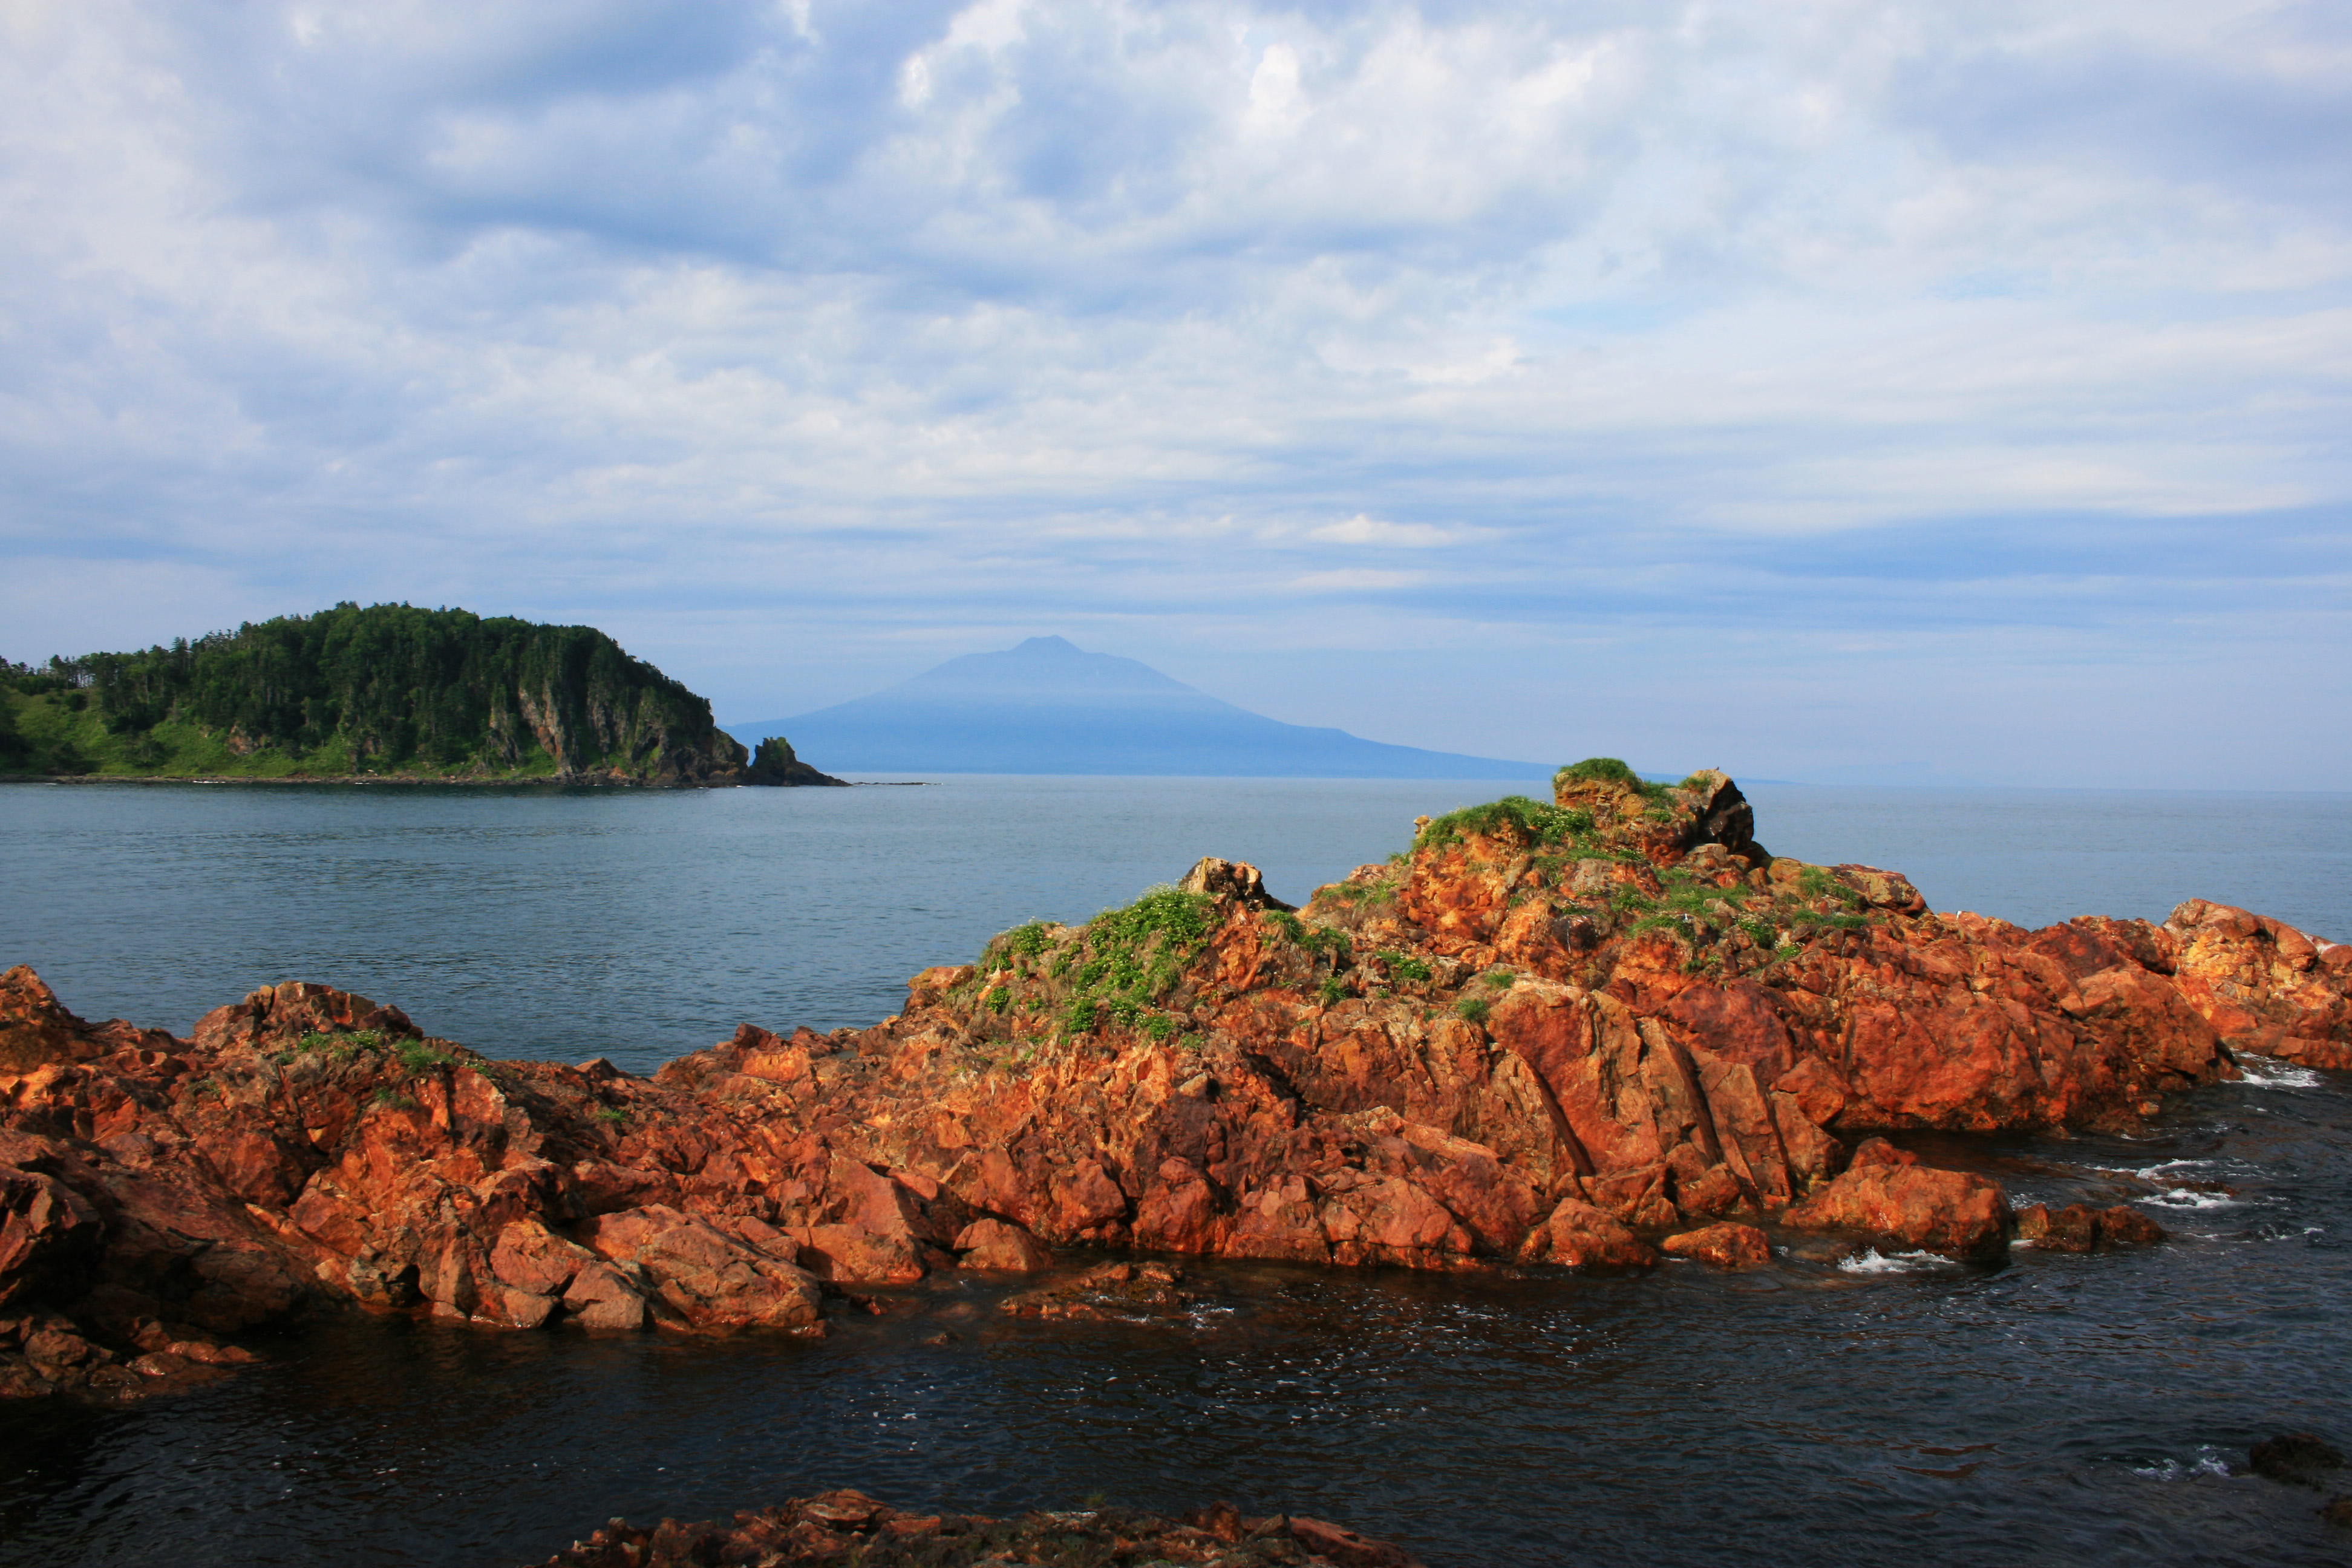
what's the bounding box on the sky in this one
[2,1,2347,787]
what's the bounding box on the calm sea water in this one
[2,778,2350,1567]
[2,778,2346,1072]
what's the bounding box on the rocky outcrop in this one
[2167,899,2352,1068]
[745,735,848,788]
[5,765,2344,1396]
[519,1489,1428,1567]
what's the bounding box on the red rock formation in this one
[1781,1138,2010,1261]
[1662,1221,1771,1269]
[5,765,2342,1396]
[518,1488,1428,1567]
[2167,899,2352,1068]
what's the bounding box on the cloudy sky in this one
[3,1,2347,786]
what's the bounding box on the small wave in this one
[1838,1248,1956,1275]
[2131,1446,2232,1481]
[2236,1057,2322,1089]
[2146,1187,2243,1211]
[2089,1159,2214,1183]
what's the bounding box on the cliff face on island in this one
[0,603,777,785]
[4,765,2348,1399]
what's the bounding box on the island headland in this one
[3,762,2347,1403]
[0,601,843,786]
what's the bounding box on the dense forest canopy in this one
[1,603,749,783]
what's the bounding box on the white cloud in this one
[0,0,2345,782]
[1307,515,1494,549]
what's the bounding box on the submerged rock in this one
[2250,1432,2347,1487]
[4,764,2345,1394]
[2013,1203,2166,1252]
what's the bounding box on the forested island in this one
[0,603,836,786]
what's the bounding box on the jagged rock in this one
[1178,855,1295,911]
[2168,900,2352,1068]
[745,735,848,788]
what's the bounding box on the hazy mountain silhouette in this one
[727,636,1549,779]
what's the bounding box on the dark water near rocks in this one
[2,779,2351,1566]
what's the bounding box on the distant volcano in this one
[727,636,1547,779]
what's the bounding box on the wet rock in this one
[1661,1221,1771,1269]
[516,1488,1428,1567]
[1289,1514,1425,1567]
[1520,1198,1656,1269]
[1782,1141,2010,1261]
[2250,1432,2345,1486]
[951,1217,1051,1272]
[2014,1203,2165,1252]
[999,1260,1194,1321]
[575,1206,823,1333]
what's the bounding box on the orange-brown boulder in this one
[952,1217,1052,1272]
[1782,1140,2010,1260]
[1519,1197,1655,1269]
[1661,1221,1771,1269]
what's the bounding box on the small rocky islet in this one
[5,760,2350,1557]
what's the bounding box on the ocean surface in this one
[2,777,2351,1567]
[2,777,2347,1071]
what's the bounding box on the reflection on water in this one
[4,1070,2349,1567]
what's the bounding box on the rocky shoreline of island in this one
[517,1490,1428,1567]
[2,763,2347,1407]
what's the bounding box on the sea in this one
[2,776,2350,1567]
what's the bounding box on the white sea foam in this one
[1838,1248,1956,1275]
[2093,1159,2213,1182]
[2147,1187,2241,1211]
[2131,1446,2232,1480]
[2236,1056,2322,1089]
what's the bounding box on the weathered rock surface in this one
[1782,1139,2010,1261]
[1661,1221,1771,1269]
[6,763,2345,1395]
[519,1488,1428,1567]
[2168,900,2352,1069]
